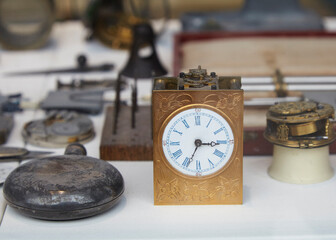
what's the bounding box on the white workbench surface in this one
[1,20,336,240]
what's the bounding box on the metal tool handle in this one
[0,147,28,159]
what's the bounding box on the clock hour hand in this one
[188,139,202,166]
[201,141,219,147]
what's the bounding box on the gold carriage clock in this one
[152,66,244,205]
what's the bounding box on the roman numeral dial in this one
[162,107,234,177]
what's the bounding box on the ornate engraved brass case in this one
[264,101,336,148]
[152,66,244,205]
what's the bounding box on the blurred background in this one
[54,0,336,20]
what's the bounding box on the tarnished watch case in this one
[3,144,124,220]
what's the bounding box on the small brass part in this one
[289,122,317,136]
[153,77,178,90]
[326,119,330,136]
[272,69,287,97]
[229,78,242,89]
[269,101,317,116]
[179,66,216,89]
[94,13,144,50]
[160,66,242,90]
[155,67,241,91]
[276,124,289,141]
[264,101,336,148]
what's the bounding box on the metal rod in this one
[244,97,303,106]
[243,84,336,91]
[242,76,336,85]
[131,79,138,129]
[112,74,122,134]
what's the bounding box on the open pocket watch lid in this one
[3,143,124,220]
[264,101,336,148]
[22,111,95,148]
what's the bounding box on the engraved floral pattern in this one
[204,93,242,118]
[156,178,181,202]
[183,181,209,202]
[212,177,240,200]
[155,157,242,204]
[155,93,193,121]
[155,175,241,203]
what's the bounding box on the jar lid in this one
[264,101,336,148]
[3,144,124,220]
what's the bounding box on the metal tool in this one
[121,23,167,78]
[56,78,125,90]
[4,55,114,76]
[112,23,167,133]
[0,146,52,162]
[41,89,105,115]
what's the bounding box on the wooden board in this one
[100,106,152,161]
[174,31,336,77]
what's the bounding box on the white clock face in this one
[162,107,234,177]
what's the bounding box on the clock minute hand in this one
[201,141,219,147]
[188,139,202,166]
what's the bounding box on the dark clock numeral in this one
[216,140,227,144]
[170,141,180,146]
